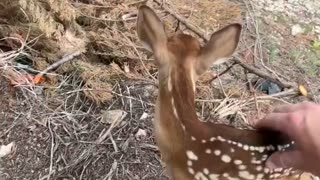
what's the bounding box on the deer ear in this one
[137,5,168,65]
[196,23,242,75]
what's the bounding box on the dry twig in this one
[153,0,207,40]
[34,51,83,83]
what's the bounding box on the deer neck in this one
[156,66,208,137]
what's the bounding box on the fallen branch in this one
[34,51,82,83]
[208,62,237,83]
[233,57,294,88]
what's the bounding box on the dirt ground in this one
[0,0,319,180]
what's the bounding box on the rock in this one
[135,129,147,140]
[257,81,282,95]
[0,142,15,158]
[139,112,148,120]
[291,24,304,36]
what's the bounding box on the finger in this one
[273,103,303,113]
[266,150,303,170]
[255,112,297,138]
[273,101,314,113]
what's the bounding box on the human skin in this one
[254,102,320,176]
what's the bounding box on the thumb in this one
[266,150,303,170]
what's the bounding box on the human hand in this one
[254,102,320,176]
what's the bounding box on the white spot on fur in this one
[205,149,212,154]
[168,74,172,92]
[195,172,208,180]
[261,154,268,161]
[202,139,207,143]
[293,174,300,178]
[191,136,196,141]
[181,124,186,131]
[256,166,263,171]
[230,148,235,153]
[214,150,221,156]
[251,159,262,164]
[223,173,229,177]
[238,171,255,180]
[190,68,196,92]
[232,141,237,145]
[188,167,195,175]
[209,174,220,180]
[238,165,246,170]
[228,177,240,180]
[277,145,285,151]
[221,155,231,163]
[210,137,216,142]
[264,168,270,173]
[274,168,283,172]
[266,145,275,151]
[234,160,242,165]
[186,150,198,161]
[258,147,265,153]
[284,168,291,173]
[257,173,264,179]
[171,98,179,119]
[187,160,193,166]
[270,173,281,179]
[243,145,249,151]
[203,168,209,175]
[217,136,226,142]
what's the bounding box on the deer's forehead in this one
[167,34,201,61]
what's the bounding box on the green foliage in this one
[266,41,280,64]
[312,41,320,50]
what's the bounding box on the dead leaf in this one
[298,85,308,97]
[101,109,127,124]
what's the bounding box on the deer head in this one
[137,5,303,180]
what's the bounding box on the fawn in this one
[136,5,302,180]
